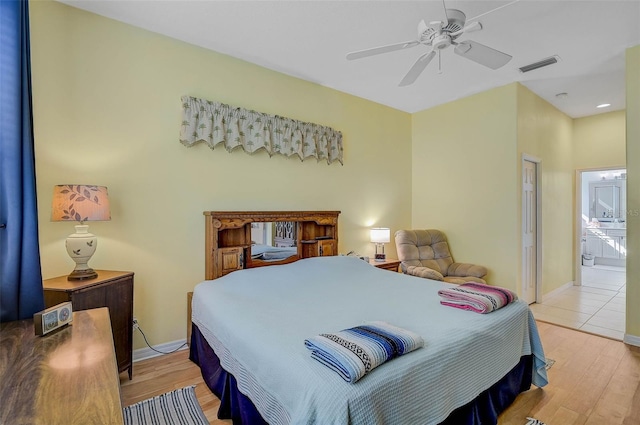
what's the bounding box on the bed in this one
[190,255,548,425]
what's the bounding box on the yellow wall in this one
[411,85,519,288]
[625,45,640,338]
[516,85,574,296]
[411,83,574,296]
[30,1,412,348]
[29,2,640,347]
[573,110,626,170]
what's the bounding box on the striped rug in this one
[123,385,208,425]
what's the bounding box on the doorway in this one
[529,167,627,340]
[577,168,627,284]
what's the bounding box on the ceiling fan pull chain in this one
[438,50,443,74]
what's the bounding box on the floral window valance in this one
[179,96,343,165]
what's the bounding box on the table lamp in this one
[51,185,111,280]
[370,227,390,262]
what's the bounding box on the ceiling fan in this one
[346,0,520,86]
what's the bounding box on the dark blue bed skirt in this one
[190,324,532,425]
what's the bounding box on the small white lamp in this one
[370,227,390,262]
[51,185,111,281]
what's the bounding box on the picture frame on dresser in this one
[42,270,135,379]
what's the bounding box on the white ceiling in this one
[58,0,640,118]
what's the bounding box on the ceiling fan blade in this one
[464,21,483,33]
[450,21,482,37]
[467,0,521,22]
[454,40,512,69]
[399,50,436,86]
[417,19,428,36]
[346,40,420,60]
[429,20,443,33]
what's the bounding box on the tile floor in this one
[529,265,626,340]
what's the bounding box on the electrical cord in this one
[134,321,188,355]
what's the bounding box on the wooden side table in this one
[43,270,134,379]
[0,308,124,424]
[370,258,401,272]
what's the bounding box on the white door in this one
[522,160,538,304]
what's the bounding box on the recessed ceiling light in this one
[597,103,611,108]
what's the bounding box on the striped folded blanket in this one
[304,321,424,383]
[438,282,518,313]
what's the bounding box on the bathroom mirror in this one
[590,179,626,222]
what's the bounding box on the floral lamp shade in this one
[51,185,111,223]
[51,185,111,281]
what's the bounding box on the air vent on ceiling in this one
[519,55,560,73]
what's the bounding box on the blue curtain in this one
[0,0,45,322]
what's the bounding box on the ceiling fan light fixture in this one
[518,55,560,73]
[433,34,452,49]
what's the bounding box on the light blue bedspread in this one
[192,256,548,425]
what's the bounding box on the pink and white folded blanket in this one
[438,282,518,313]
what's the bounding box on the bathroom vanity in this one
[582,177,626,267]
[584,225,626,266]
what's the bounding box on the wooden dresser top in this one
[0,308,124,424]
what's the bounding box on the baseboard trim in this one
[133,338,188,362]
[542,281,574,302]
[623,334,640,347]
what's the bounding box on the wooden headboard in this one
[203,210,341,280]
[188,210,340,344]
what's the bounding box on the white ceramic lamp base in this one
[65,224,98,281]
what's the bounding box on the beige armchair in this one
[394,229,487,284]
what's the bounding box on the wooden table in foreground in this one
[0,308,124,425]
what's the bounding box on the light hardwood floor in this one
[120,321,640,425]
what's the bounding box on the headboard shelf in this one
[204,211,340,279]
[217,226,250,248]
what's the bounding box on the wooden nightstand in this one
[43,270,134,379]
[369,258,401,272]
